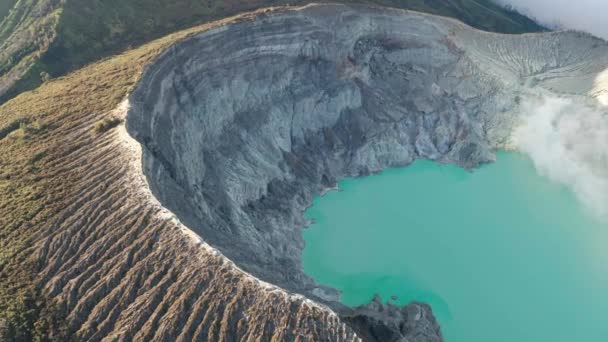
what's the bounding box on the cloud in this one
[495,0,608,40]
[514,96,608,219]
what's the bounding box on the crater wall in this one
[127,4,608,340]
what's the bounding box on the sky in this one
[495,0,608,40]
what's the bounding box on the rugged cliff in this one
[127,4,608,341]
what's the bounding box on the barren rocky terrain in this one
[1,3,608,342]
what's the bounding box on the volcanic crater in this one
[126,4,608,341]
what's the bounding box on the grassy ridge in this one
[0,0,61,105]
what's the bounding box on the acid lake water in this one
[302,152,608,341]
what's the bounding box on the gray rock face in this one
[127,4,608,341]
[344,296,440,342]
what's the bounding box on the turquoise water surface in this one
[303,152,608,341]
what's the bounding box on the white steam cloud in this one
[514,96,608,219]
[495,0,608,40]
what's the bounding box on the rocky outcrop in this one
[344,296,440,342]
[126,4,608,341]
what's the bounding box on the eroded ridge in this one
[27,100,361,341]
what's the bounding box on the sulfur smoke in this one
[514,95,608,219]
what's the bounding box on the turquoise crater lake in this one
[303,152,608,341]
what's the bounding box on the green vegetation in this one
[0,119,47,141]
[0,118,23,140]
[91,116,122,135]
[0,287,41,342]
[0,284,67,341]
[0,0,544,104]
[13,121,47,140]
[0,0,61,103]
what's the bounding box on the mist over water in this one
[514,96,608,219]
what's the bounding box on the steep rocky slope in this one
[0,4,606,342]
[0,0,543,103]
